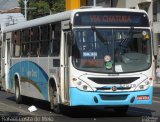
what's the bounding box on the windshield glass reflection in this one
[72,28,151,73]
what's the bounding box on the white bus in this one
[1,8,154,114]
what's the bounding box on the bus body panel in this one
[70,86,153,106]
[8,59,49,100]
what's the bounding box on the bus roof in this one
[2,7,147,33]
[2,10,73,33]
[75,7,147,13]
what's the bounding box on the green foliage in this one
[18,0,24,8]
[29,0,50,19]
[51,0,65,13]
[18,0,65,20]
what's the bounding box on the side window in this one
[31,27,39,41]
[12,31,21,57]
[40,25,50,56]
[21,43,30,57]
[30,42,39,56]
[21,29,30,57]
[50,23,61,56]
[24,29,30,42]
[30,27,40,56]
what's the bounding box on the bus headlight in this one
[135,80,151,91]
[72,78,94,91]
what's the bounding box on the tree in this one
[18,0,25,15]
[45,0,54,14]
[29,0,50,19]
[44,0,65,14]
[51,0,65,13]
[18,0,65,20]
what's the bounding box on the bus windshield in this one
[72,28,151,73]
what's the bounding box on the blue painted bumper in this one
[70,87,153,106]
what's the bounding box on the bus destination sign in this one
[74,11,149,27]
[90,15,132,23]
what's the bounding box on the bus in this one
[1,8,154,114]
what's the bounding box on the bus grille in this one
[88,77,139,84]
[96,87,131,91]
[99,94,128,100]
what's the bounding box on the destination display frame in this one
[73,11,149,27]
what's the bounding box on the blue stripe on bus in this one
[9,61,49,100]
[70,86,153,106]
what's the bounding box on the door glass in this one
[64,32,70,101]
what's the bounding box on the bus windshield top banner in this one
[74,11,149,27]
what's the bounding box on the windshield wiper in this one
[91,26,109,52]
[120,26,134,46]
[91,26,108,43]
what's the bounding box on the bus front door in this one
[4,36,11,91]
[61,31,70,104]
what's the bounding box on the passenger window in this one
[50,23,61,56]
[30,42,39,56]
[40,41,49,56]
[31,27,39,41]
[24,29,30,42]
[39,25,50,56]
[12,31,21,57]
[41,25,49,41]
[22,43,30,56]
[21,29,30,57]
[30,27,40,57]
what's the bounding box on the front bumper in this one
[70,86,153,106]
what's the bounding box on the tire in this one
[50,85,61,114]
[114,106,129,115]
[15,83,22,104]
